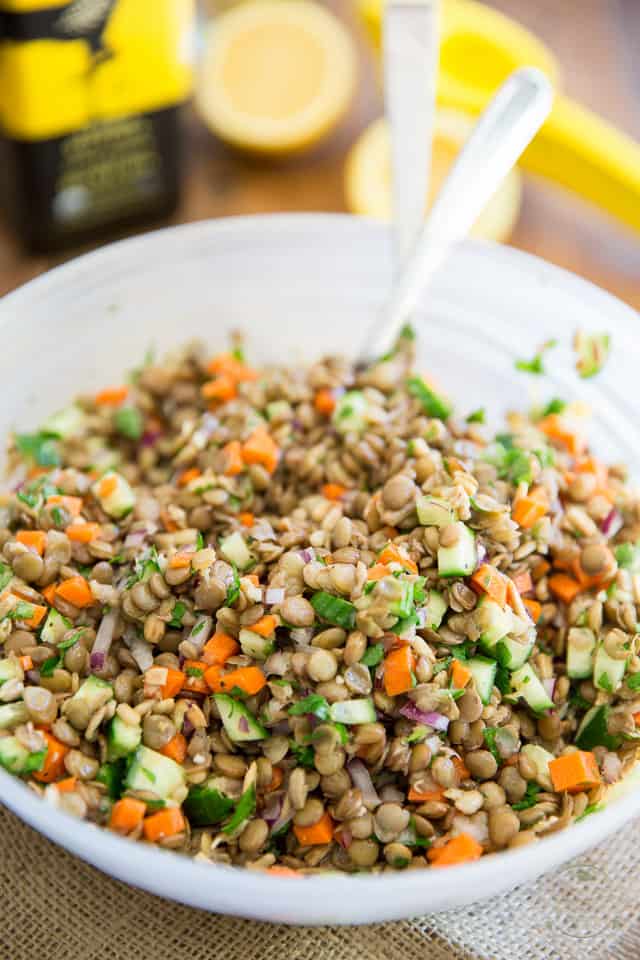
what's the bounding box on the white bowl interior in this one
[0,214,639,924]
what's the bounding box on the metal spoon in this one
[358,66,554,365]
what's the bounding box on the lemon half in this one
[345,110,523,243]
[196,0,357,155]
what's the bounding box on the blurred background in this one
[0,0,639,305]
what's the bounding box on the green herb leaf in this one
[0,563,13,593]
[186,666,204,678]
[627,673,640,691]
[466,408,486,424]
[361,643,385,667]
[512,782,541,811]
[226,563,241,606]
[15,433,61,467]
[288,694,330,721]
[9,601,35,621]
[114,407,144,441]
[50,506,65,526]
[483,727,502,764]
[541,397,566,417]
[406,725,429,744]
[515,340,557,376]
[289,741,315,768]
[39,655,62,677]
[406,377,452,420]
[169,601,187,629]
[597,671,613,693]
[57,629,85,650]
[432,657,453,675]
[575,802,604,822]
[310,591,356,630]
[196,531,205,550]
[24,749,47,773]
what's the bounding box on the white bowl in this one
[0,214,639,925]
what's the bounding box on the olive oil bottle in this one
[0,0,194,252]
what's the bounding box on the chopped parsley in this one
[574,330,610,379]
[512,782,541,811]
[515,339,557,376]
[39,655,62,677]
[597,672,613,693]
[186,666,204,678]
[361,643,385,667]
[226,563,241,606]
[169,601,187,629]
[406,377,452,420]
[466,408,486,424]
[289,694,330,721]
[289,741,315,768]
[540,397,566,417]
[115,407,144,441]
[57,629,85,650]
[406,725,429,744]
[626,673,640,691]
[50,506,65,526]
[196,531,205,550]
[576,802,604,822]
[483,727,502,764]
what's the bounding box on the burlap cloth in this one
[1,803,639,960]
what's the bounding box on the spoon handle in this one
[384,0,440,270]
[361,67,554,364]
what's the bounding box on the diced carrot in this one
[33,730,69,783]
[238,511,254,527]
[248,615,277,638]
[46,495,83,517]
[512,486,549,530]
[202,632,240,666]
[548,573,582,605]
[266,866,302,878]
[532,558,551,580]
[246,574,260,586]
[95,386,128,406]
[16,530,47,555]
[293,811,334,846]
[451,659,472,690]
[538,414,586,457]
[633,711,640,727]
[178,467,201,487]
[56,576,94,608]
[523,598,542,623]
[378,542,418,575]
[221,439,244,477]
[182,660,209,694]
[548,750,601,794]
[168,552,192,570]
[66,522,102,544]
[160,732,187,763]
[160,509,178,533]
[98,475,118,499]
[13,599,47,629]
[143,807,186,842]
[408,785,445,803]
[27,466,48,479]
[314,388,336,416]
[470,564,507,607]
[383,645,416,697]
[55,776,77,793]
[160,667,186,700]
[42,583,58,606]
[206,353,258,383]
[571,550,615,591]
[321,483,347,501]
[512,571,534,596]
[428,832,483,867]
[205,665,266,696]
[367,563,391,582]
[264,766,284,793]
[202,374,237,403]
[452,756,471,782]
[110,797,146,834]
[242,427,280,475]
[18,655,33,671]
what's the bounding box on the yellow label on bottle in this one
[0,0,194,139]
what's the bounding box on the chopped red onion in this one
[542,677,556,701]
[299,548,315,564]
[271,805,293,835]
[90,608,117,670]
[476,543,487,566]
[335,828,352,849]
[263,793,283,826]
[601,508,623,539]
[141,430,162,448]
[188,616,212,654]
[291,627,314,646]
[347,758,381,809]
[238,715,249,734]
[122,627,154,672]
[264,587,285,605]
[399,702,450,732]
[182,716,195,737]
[124,529,149,549]
[251,520,276,542]
[26,669,40,683]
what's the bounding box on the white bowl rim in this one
[0,213,639,924]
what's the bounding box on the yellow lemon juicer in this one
[358,0,640,233]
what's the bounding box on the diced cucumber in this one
[67,675,113,715]
[124,745,186,800]
[423,590,447,630]
[265,400,292,423]
[92,470,136,518]
[0,658,23,686]
[475,598,513,648]
[333,391,368,435]
[467,657,497,705]
[416,496,455,527]
[0,562,13,592]
[0,736,46,775]
[575,705,621,751]
[184,777,235,826]
[574,331,610,379]
[219,532,252,571]
[494,633,535,671]
[96,760,125,799]
[510,663,554,713]
[239,628,274,661]
[107,715,142,761]
[520,744,554,789]
[310,591,356,630]
[41,405,84,438]
[614,542,640,573]
[387,580,414,620]
[39,608,72,647]
[214,694,267,742]
[329,697,377,725]
[437,523,476,578]
[567,627,597,679]
[594,645,627,693]
[0,701,28,729]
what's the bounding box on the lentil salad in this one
[0,334,638,874]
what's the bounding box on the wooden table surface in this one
[1,0,639,307]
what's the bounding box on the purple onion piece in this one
[299,548,315,564]
[124,530,148,549]
[26,669,40,683]
[264,587,285,605]
[347,758,381,809]
[182,716,195,737]
[263,793,283,826]
[90,608,117,670]
[399,702,450,732]
[141,430,162,448]
[475,543,487,567]
[270,719,291,736]
[335,828,352,849]
[542,677,556,701]
[238,715,249,734]
[601,507,623,539]
[90,652,106,671]
[271,807,293,835]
